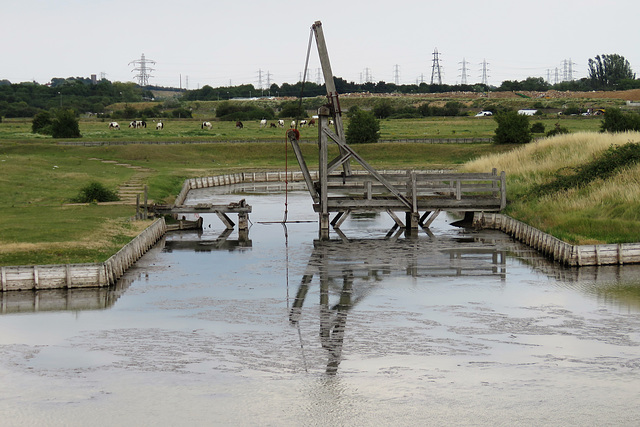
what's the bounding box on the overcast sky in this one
[4,0,639,90]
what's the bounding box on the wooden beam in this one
[288,131,319,203]
[322,127,412,209]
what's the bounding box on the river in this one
[1,186,640,426]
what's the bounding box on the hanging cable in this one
[282,27,314,224]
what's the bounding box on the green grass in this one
[0,115,603,143]
[1,138,519,266]
[0,114,624,266]
[463,131,640,244]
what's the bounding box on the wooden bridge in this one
[152,200,251,232]
[288,106,506,238]
[288,21,506,239]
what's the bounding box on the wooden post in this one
[500,171,507,210]
[405,170,419,231]
[143,185,148,219]
[319,106,330,239]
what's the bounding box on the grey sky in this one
[4,0,638,89]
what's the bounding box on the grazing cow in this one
[201,121,212,130]
[129,120,146,128]
[108,122,120,130]
[236,121,244,129]
[308,119,315,127]
[278,119,285,128]
[156,122,164,130]
[290,120,296,128]
[259,119,267,128]
[329,119,334,126]
[299,119,307,127]
[270,122,277,128]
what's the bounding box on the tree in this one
[588,54,636,90]
[31,110,53,134]
[600,107,640,133]
[50,109,81,138]
[493,111,532,144]
[346,109,380,144]
[373,99,394,118]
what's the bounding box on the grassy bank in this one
[0,140,517,266]
[463,131,640,244]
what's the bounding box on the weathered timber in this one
[474,212,640,266]
[1,218,166,291]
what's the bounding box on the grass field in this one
[0,113,625,266]
[0,114,604,143]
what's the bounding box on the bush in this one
[51,109,81,138]
[373,99,394,118]
[600,107,640,133]
[277,101,305,119]
[32,110,53,134]
[531,122,546,134]
[346,109,380,144]
[531,142,640,197]
[170,108,193,118]
[493,110,532,144]
[72,182,119,203]
[546,122,570,137]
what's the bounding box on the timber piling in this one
[474,212,640,266]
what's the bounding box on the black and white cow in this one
[129,120,146,128]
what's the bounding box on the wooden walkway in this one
[288,107,506,238]
[152,200,251,231]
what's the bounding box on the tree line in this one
[0,53,636,119]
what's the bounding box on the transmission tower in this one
[129,53,156,86]
[459,58,470,85]
[430,48,442,85]
[480,59,490,86]
[393,64,400,85]
[257,69,264,90]
[565,58,576,81]
[363,67,373,83]
[266,70,273,88]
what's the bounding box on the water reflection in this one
[0,274,135,314]
[290,234,509,374]
[163,228,252,252]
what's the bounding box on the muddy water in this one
[1,187,640,426]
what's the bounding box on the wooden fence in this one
[1,218,166,291]
[474,212,640,266]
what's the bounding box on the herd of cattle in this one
[108,119,325,130]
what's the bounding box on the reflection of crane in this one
[289,235,508,374]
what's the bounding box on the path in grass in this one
[88,158,154,205]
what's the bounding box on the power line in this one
[430,48,442,85]
[459,58,469,85]
[480,59,490,86]
[129,53,156,86]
